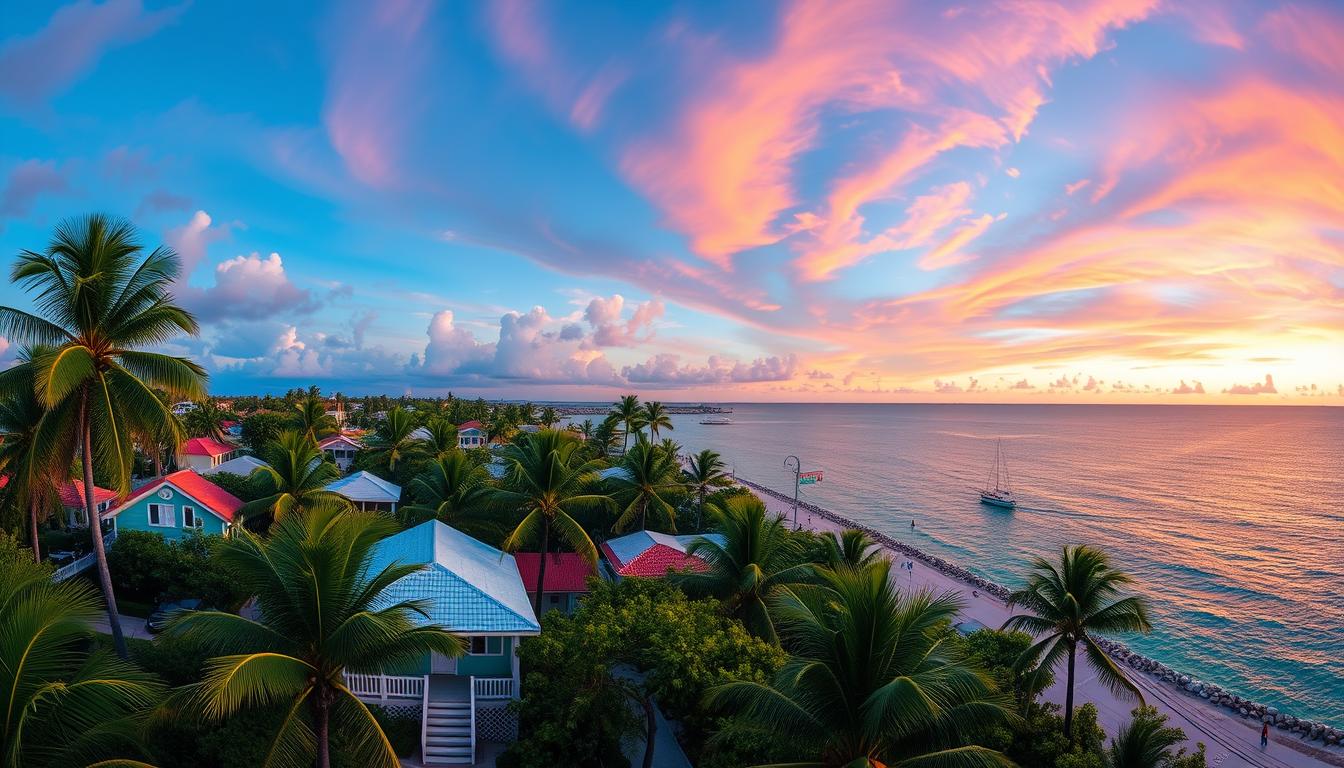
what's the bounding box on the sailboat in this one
[979,439,1017,509]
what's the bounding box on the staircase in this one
[422,699,473,764]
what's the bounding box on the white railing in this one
[469,676,477,763]
[420,674,429,764]
[52,530,118,583]
[343,673,425,700]
[472,676,515,700]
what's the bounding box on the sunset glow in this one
[1,0,1340,402]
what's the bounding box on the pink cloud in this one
[0,159,70,216]
[1223,374,1276,395]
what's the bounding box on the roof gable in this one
[318,434,362,450]
[202,454,270,476]
[324,471,401,502]
[112,470,243,522]
[513,553,596,593]
[370,521,539,634]
[60,481,117,508]
[179,437,237,457]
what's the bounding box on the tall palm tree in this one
[609,439,684,533]
[539,405,560,428]
[642,400,673,439]
[1003,544,1152,739]
[294,393,337,441]
[819,528,882,570]
[572,418,595,440]
[709,562,1014,767]
[0,348,65,562]
[368,406,423,473]
[1,544,162,767]
[490,430,611,616]
[590,415,622,458]
[420,416,461,457]
[676,495,812,643]
[609,394,642,454]
[400,449,494,536]
[182,396,228,441]
[683,448,731,531]
[0,214,207,658]
[240,429,348,529]
[169,505,465,768]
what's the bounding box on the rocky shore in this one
[736,477,1342,749]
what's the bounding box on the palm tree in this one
[1,545,162,767]
[539,405,560,429]
[819,528,882,570]
[182,396,228,441]
[400,449,494,537]
[420,416,461,457]
[169,505,464,768]
[590,415,622,458]
[368,406,423,473]
[240,429,348,529]
[609,394,642,454]
[676,495,812,643]
[642,400,673,439]
[294,393,337,440]
[1003,544,1152,739]
[572,418,595,440]
[683,448,731,531]
[1105,706,1202,768]
[0,348,64,562]
[609,439,684,533]
[710,562,1013,767]
[0,214,207,658]
[491,430,611,616]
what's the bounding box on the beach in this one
[743,479,1344,768]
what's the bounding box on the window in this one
[148,503,174,528]
[182,506,202,529]
[468,636,503,655]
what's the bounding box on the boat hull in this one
[979,492,1017,509]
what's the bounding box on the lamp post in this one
[784,455,801,530]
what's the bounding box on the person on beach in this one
[911,519,915,528]
[1261,721,1269,748]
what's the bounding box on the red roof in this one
[601,542,709,578]
[318,434,362,449]
[458,420,483,431]
[179,437,236,457]
[60,481,118,508]
[122,470,243,522]
[513,553,596,593]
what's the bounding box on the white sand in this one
[747,486,1343,768]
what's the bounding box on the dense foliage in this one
[107,529,249,610]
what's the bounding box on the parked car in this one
[145,598,205,634]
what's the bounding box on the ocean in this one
[643,404,1342,722]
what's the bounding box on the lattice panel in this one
[475,703,518,742]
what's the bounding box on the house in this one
[600,530,725,579]
[351,520,540,763]
[410,426,434,442]
[457,420,486,448]
[170,401,196,416]
[59,481,118,528]
[318,433,363,471]
[324,470,401,513]
[104,470,242,541]
[513,553,595,615]
[176,437,239,473]
[201,454,270,477]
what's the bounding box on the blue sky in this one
[1,0,1340,402]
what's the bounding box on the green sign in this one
[798,470,823,485]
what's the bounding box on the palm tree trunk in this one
[81,386,127,659]
[152,446,163,478]
[641,692,656,768]
[314,686,332,768]
[532,524,549,617]
[1064,640,1076,739]
[29,496,41,563]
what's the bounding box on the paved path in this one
[750,487,1343,768]
[91,614,154,642]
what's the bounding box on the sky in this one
[0,0,1340,403]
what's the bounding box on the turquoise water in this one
[655,404,1343,722]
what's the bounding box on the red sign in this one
[799,470,824,484]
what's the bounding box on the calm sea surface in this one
[649,404,1342,722]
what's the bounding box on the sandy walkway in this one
[746,484,1343,768]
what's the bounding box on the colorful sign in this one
[798,470,824,485]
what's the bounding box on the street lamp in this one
[784,455,801,530]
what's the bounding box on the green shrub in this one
[204,471,266,502]
[107,530,247,609]
[370,705,421,758]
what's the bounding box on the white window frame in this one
[148,503,175,528]
[182,505,203,529]
[467,636,505,656]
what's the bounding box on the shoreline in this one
[734,476,1344,767]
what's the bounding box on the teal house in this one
[350,520,540,764]
[104,469,242,541]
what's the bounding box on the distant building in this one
[105,470,242,541]
[512,552,596,614]
[176,437,239,473]
[600,530,725,579]
[202,454,270,477]
[457,420,486,448]
[59,481,118,528]
[170,401,196,416]
[318,433,363,471]
[324,470,401,513]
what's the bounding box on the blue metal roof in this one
[369,520,540,635]
[325,470,402,503]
